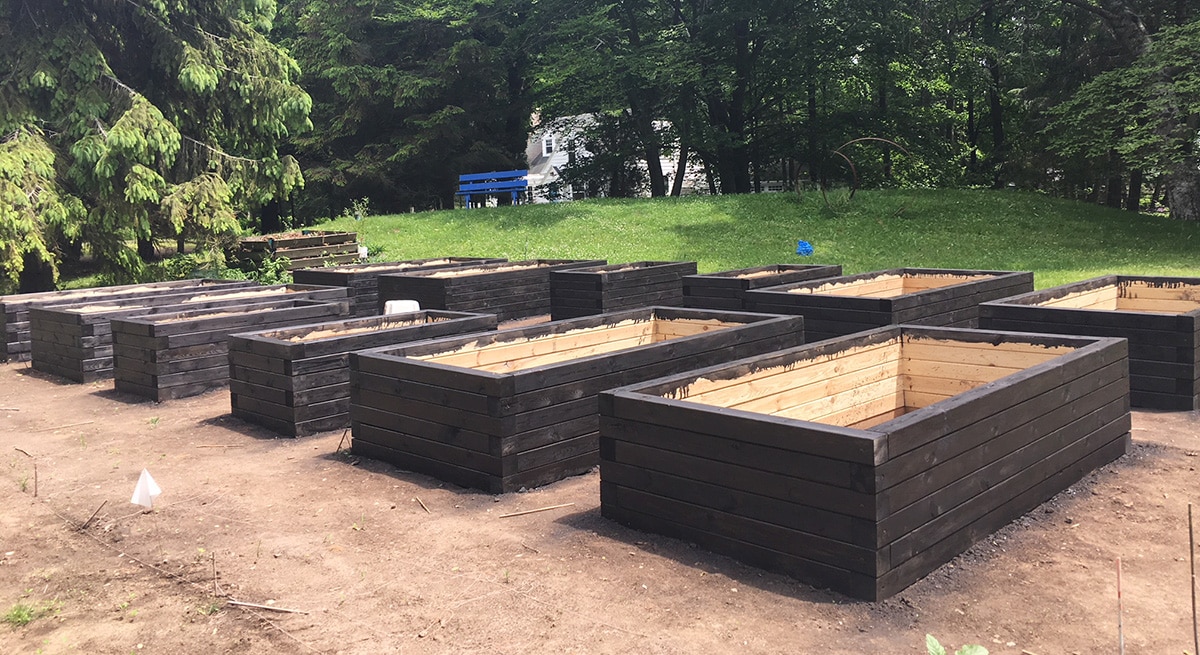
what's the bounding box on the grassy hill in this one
[314,189,1200,288]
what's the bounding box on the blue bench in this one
[456,170,528,208]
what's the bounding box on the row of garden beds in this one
[7,260,1198,601]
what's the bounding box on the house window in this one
[543,135,555,155]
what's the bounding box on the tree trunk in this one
[671,144,689,196]
[260,199,283,234]
[621,8,667,198]
[635,111,668,197]
[966,96,978,173]
[1126,169,1143,212]
[137,236,157,262]
[705,18,753,195]
[729,19,752,194]
[18,252,56,293]
[984,4,1006,189]
[1105,176,1124,207]
[1165,167,1200,221]
[807,82,819,184]
[878,68,892,181]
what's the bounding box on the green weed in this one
[3,601,60,628]
[196,601,224,616]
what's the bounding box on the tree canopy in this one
[1,0,1197,291]
[0,0,311,289]
[277,0,533,216]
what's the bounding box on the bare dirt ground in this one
[1,359,1199,655]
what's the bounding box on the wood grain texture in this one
[981,274,1200,410]
[744,268,1033,339]
[226,311,497,436]
[349,307,806,492]
[598,324,1130,601]
[29,284,349,383]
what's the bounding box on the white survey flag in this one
[130,469,162,509]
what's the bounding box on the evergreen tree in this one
[279,0,534,216]
[0,0,311,289]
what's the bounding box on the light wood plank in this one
[901,373,994,397]
[898,274,984,291]
[901,358,1026,381]
[901,341,1068,368]
[675,341,901,401]
[791,391,907,427]
[1036,285,1119,310]
[902,389,954,408]
[724,358,903,415]
[1115,297,1200,314]
[902,336,1076,358]
[471,332,654,372]
[770,377,902,423]
[1118,281,1200,301]
[652,319,738,341]
[848,406,913,430]
[420,320,650,367]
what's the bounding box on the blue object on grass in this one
[795,240,814,256]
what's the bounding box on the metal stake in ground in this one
[1190,504,1198,655]
[1117,557,1125,655]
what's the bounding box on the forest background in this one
[1,0,1197,291]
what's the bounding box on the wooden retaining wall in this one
[980,275,1200,410]
[110,299,352,402]
[1,279,254,362]
[682,264,844,311]
[549,261,698,320]
[348,307,806,493]
[376,259,606,322]
[237,231,360,270]
[599,325,1130,600]
[744,268,1033,342]
[292,258,506,317]
[227,311,498,436]
[29,284,350,383]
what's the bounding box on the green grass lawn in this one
[313,188,1198,289]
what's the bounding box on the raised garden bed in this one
[349,307,806,493]
[376,259,606,322]
[1,279,254,362]
[29,284,349,383]
[110,299,352,402]
[237,230,360,270]
[549,261,698,320]
[227,311,498,436]
[980,275,1200,410]
[599,325,1130,601]
[744,268,1034,342]
[682,264,844,311]
[293,257,506,317]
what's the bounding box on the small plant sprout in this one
[926,634,988,655]
[2,600,61,627]
[196,601,224,616]
[2,603,35,627]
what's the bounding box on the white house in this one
[524,114,709,201]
